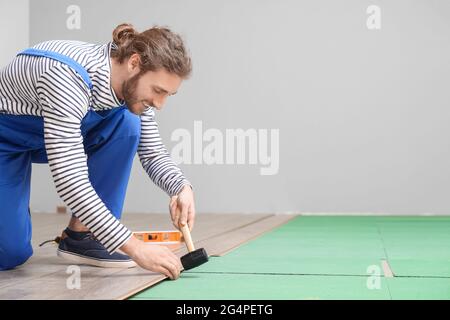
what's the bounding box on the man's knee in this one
[0,243,33,271]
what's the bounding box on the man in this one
[0,23,195,280]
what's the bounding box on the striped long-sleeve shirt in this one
[0,40,191,253]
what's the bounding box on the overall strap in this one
[17,48,93,91]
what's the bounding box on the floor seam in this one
[183,271,450,279]
[375,223,393,299]
[184,271,385,277]
[212,215,298,257]
[189,214,276,245]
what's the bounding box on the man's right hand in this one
[120,235,182,280]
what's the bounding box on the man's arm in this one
[37,63,132,253]
[138,108,196,230]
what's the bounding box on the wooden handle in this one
[180,224,195,252]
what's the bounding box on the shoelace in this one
[39,236,61,247]
[38,232,99,247]
[88,233,100,242]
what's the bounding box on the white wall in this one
[0,0,60,213]
[9,0,450,215]
[0,0,29,67]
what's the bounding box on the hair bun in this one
[112,23,138,47]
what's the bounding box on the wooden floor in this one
[0,212,296,300]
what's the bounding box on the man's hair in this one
[111,23,192,79]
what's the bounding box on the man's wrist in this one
[120,235,140,259]
[177,183,192,195]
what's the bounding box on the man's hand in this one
[169,185,196,231]
[120,236,182,280]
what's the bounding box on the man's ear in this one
[127,53,141,74]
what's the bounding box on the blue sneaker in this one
[55,228,137,268]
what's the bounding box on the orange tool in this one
[133,230,183,244]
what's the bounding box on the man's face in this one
[122,68,182,115]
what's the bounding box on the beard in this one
[122,72,145,114]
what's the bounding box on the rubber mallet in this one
[179,223,209,270]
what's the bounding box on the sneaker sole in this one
[57,248,137,268]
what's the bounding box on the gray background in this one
[1,0,449,215]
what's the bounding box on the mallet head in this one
[181,248,209,270]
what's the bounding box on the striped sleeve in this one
[138,108,192,196]
[36,64,132,253]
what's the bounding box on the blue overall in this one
[0,49,140,270]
